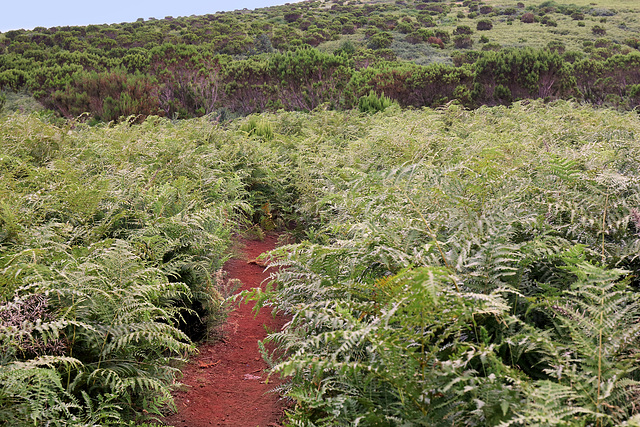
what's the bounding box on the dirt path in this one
[162,234,287,427]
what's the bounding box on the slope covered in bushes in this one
[1,0,640,119]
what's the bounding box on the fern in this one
[5,100,640,425]
[540,260,640,425]
[358,91,397,114]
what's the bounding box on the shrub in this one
[452,50,481,66]
[473,48,572,101]
[416,12,435,25]
[334,40,356,56]
[341,23,356,34]
[454,35,473,49]
[367,32,393,50]
[284,13,301,23]
[405,28,435,44]
[396,21,415,34]
[562,50,585,63]
[592,25,607,35]
[480,5,493,14]
[624,37,640,50]
[426,5,445,14]
[521,12,535,23]
[363,27,380,38]
[477,19,493,31]
[547,40,566,54]
[427,36,444,49]
[454,25,473,35]
[594,38,611,48]
[494,83,512,102]
[628,83,640,98]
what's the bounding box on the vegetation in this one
[1,0,640,119]
[3,0,640,425]
[0,113,257,424]
[242,101,640,426]
[3,95,640,425]
[357,90,397,113]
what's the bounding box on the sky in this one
[1,0,296,33]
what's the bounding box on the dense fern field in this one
[3,101,640,425]
[247,101,640,426]
[0,114,255,424]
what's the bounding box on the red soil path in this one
[162,234,288,427]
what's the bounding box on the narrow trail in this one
[162,234,288,427]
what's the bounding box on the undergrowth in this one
[0,113,254,424]
[4,100,640,425]
[245,100,640,426]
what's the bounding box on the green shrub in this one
[334,40,356,57]
[367,31,393,50]
[547,40,566,54]
[592,25,607,35]
[453,24,473,35]
[454,35,474,49]
[477,19,493,31]
[494,83,512,102]
[624,37,640,50]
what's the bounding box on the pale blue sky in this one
[1,0,297,32]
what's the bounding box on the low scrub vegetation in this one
[1,0,640,119]
[3,0,640,425]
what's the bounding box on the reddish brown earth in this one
[162,234,288,427]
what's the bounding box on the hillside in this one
[2,0,640,120]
